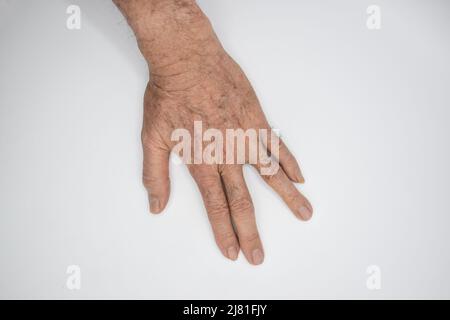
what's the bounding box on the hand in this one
[114,0,313,265]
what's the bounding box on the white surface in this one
[0,0,449,299]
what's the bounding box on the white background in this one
[1,0,449,299]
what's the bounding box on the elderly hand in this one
[114,0,312,265]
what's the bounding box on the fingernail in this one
[295,167,305,183]
[149,197,161,213]
[298,205,312,220]
[227,247,239,261]
[252,249,264,265]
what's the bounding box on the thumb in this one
[142,138,171,214]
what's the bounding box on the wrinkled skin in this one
[114,0,313,265]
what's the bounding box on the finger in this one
[263,129,304,183]
[221,166,264,265]
[274,138,305,183]
[190,166,240,261]
[142,138,171,214]
[253,160,313,221]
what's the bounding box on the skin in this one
[113,0,313,265]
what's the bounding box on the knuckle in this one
[241,232,260,244]
[142,174,157,189]
[285,191,300,204]
[207,200,229,220]
[217,231,236,243]
[229,197,254,215]
[262,170,281,183]
[195,173,218,187]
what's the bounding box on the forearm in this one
[113,0,222,71]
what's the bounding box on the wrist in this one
[114,0,222,71]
